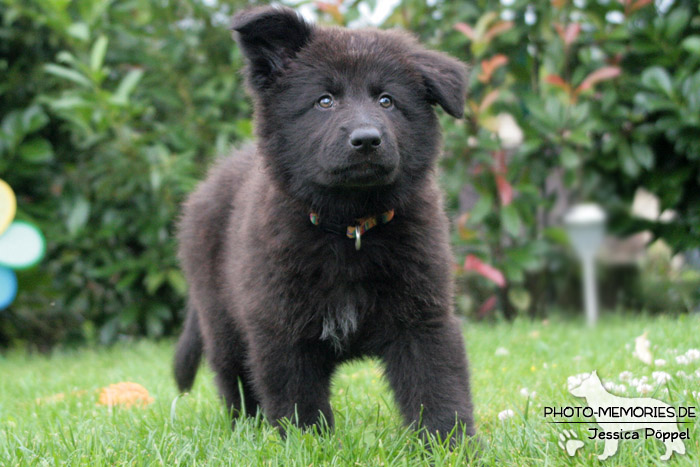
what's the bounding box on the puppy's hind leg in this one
[203,311,260,419]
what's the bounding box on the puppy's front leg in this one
[381,315,475,441]
[250,340,335,434]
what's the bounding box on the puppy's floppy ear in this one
[231,6,314,91]
[413,49,468,118]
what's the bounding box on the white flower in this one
[654,359,666,367]
[498,409,515,420]
[495,347,509,356]
[633,332,653,365]
[567,373,590,390]
[520,387,536,398]
[619,371,633,382]
[676,370,689,379]
[652,371,672,384]
[636,383,653,395]
[605,382,626,394]
[676,355,690,365]
[685,349,700,361]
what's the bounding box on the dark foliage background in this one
[1,0,698,348]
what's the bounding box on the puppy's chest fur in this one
[316,280,374,351]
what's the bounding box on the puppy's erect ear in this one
[231,6,314,91]
[413,49,468,118]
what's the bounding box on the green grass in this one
[1,314,699,465]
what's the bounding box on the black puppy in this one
[175,5,475,441]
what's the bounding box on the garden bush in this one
[0,0,252,347]
[377,0,700,318]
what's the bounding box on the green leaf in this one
[508,287,531,312]
[633,92,674,113]
[620,141,640,178]
[145,271,166,295]
[560,147,580,169]
[544,227,569,245]
[21,106,49,134]
[501,204,521,237]
[632,143,654,170]
[167,269,187,295]
[18,138,53,163]
[90,35,108,72]
[682,36,700,55]
[45,96,89,110]
[641,67,673,98]
[468,193,493,225]
[44,64,92,88]
[67,22,89,41]
[112,69,144,104]
[664,8,689,42]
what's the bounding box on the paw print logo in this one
[558,429,584,456]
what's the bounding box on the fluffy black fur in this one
[175,5,475,441]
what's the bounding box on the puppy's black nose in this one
[349,127,382,150]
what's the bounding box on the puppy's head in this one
[231,6,468,215]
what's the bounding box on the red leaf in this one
[454,22,476,41]
[484,21,514,43]
[478,295,498,317]
[630,0,652,13]
[551,0,568,8]
[555,23,581,46]
[576,66,621,93]
[464,255,506,288]
[545,74,572,94]
[315,2,344,24]
[478,89,500,113]
[478,54,508,83]
[495,174,513,206]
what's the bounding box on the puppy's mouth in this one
[329,162,397,187]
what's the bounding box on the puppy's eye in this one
[317,95,334,109]
[378,95,393,109]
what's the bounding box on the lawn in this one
[1,313,698,465]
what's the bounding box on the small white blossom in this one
[676,370,689,379]
[498,409,515,420]
[495,347,509,356]
[605,382,626,394]
[652,371,671,384]
[636,383,653,395]
[619,371,633,382]
[654,359,666,367]
[633,332,653,365]
[520,387,536,398]
[685,349,700,361]
[676,355,690,365]
[567,373,590,390]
